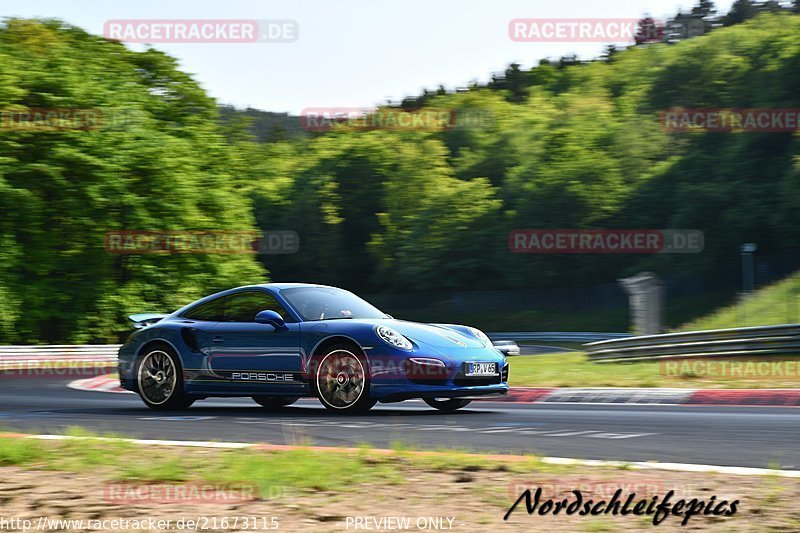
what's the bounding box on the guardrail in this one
[0,345,120,357]
[0,334,625,361]
[0,345,120,369]
[488,332,631,343]
[2,324,796,366]
[585,324,800,363]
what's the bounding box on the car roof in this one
[170,283,344,318]
[242,282,340,292]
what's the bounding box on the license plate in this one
[466,362,497,376]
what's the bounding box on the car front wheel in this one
[314,345,376,413]
[136,344,194,410]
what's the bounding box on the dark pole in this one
[740,243,756,293]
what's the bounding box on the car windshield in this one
[282,287,388,321]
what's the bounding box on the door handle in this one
[212,336,225,343]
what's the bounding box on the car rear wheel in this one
[314,345,376,413]
[252,396,298,409]
[424,398,472,412]
[136,344,194,410]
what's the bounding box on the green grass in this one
[3,429,800,531]
[0,435,46,466]
[201,448,406,493]
[508,351,800,389]
[0,431,556,496]
[678,271,800,331]
[509,352,669,388]
[500,271,800,390]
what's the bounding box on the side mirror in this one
[254,310,286,330]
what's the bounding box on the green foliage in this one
[255,15,800,333]
[1,14,800,342]
[679,271,800,330]
[0,19,265,343]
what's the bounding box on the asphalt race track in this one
[1,376,798,470]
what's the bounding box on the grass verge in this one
[0,428,550,492]
[678,272,800,331]
[1,430,799,531]
[508,351,800,389]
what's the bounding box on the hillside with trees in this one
[1,13,800,342]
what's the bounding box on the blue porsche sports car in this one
[118,283,508,413]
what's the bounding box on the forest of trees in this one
[1,12,800,343]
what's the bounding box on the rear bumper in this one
[117,345,137,393]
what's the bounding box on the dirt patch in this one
[1,466,799,531]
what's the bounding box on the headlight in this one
[409,357,445,367]
[468,327,492,345]
[375,325,413,351]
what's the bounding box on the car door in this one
[175,294,226,358]
[208,290,302,386]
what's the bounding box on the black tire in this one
[135,343,194,410]
[313,343,376,414]
[252,396,298,409]
[424,398,472,412]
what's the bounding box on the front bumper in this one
[377,386,508,403]
[370,353,509,403]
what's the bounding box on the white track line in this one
[540,457,800,478]
[32,435,252,449]
[19,434,800,478]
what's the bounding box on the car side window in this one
[182,296,226,322]
[223,291,291,323]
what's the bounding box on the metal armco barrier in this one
[0,334,629,363]
[0,345,120,369]
[489,332,631,343]
[585,324,800,363]
[0,345,120,357]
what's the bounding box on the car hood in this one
[357,319,487,349]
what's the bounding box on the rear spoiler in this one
[128,313,168,329]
